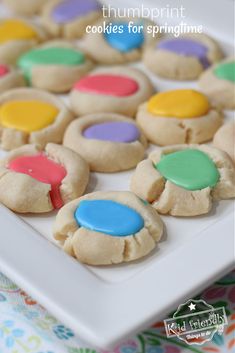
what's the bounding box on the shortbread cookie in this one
[131,144,235,217]
[136,89,223,146]
[0,18,46,64]
[18,41,93,93]
[3,0,47,16]
[213,121,235,162]
[199,58,235,109]
[143,34,223,80]
[70,66,154,117]
[0,143,89,213]
[53,191,163,265]
[41,0,101,39]
[0,88,74,150]
[0,64,25,94]
[82,17,157,64]
[63,113,147,172]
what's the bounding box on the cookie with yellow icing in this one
[136,89,223,146]
[70,66,154,117]
[53,191,163,265]
[0,88,74,150]
[0,64,25,94]
[82,17,158,65]
[0,18,46,64]
[213,121,235,163]
[0,143,89,213]
[41,0,101,39]
[63,113,147,172]
[130,144,235,217]
[3,0,47,16]
[143,33,223,80]
[18,40,94,93]
[199,57,235,109]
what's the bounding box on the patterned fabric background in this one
[0,270,234,353]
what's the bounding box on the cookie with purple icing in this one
[41,0,101,39]
[63,113,147,172]
[143,33,223,80]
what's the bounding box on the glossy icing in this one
[0,19,38,44]
[74,199,144,236]
[156,149,219,191]
[214,62,235,83]
[0,100,59,133]
[83,121,140,143]
[0,65,9,77]
[74,74,139,96]
[147,89,210,118]
[8,154,67,209]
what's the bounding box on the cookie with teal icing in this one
[54,191,163,265]
[82,17,157,64]
[17,41,93,93]
[199,57,235,109]
[143,33,223,80]
[41,0,101,39]
[131,144,235,217]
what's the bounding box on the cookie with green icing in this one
[199,57,235,109]
[130,144,235,216]
[17,41,93,93]
[54,191,163,265]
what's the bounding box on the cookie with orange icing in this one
[3,0,47,16]
[130,144,235,217]
[70,66,154,117]
[136,89,223,146]
[0,64,25,94]
[143,33,223,80]
[199,57,235,109]
[0,143,89,213]
[0,18,46,64]
[63,113,147,172]
[17,40,93,93]
[0,88,74,150]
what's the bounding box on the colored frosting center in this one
[74,200,144,236]
[148,89,210,118]
[214,62,235,83]
[156,149,220,191]
[0,65,9,77]
[83,121,140,143]
[74,74,139,96]
[18,47,85,83]
[8,154,66,209]
[158,38,210,68]
[0,19,38,44]
[0,100,59,133]
[104,22,144,52]
[51,0,100,23]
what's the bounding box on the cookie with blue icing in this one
[143,33,223,80]
[82,17,158,64]
[54,191,163,265]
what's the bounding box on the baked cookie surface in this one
[136,89,223,146]
[0,143,89,213]
[18,41,93,93]
[63,113,147,172]
[0,88,74,150]
[54,190,163,265]
[3,0,47,16]
[130,144,235,216]
[143,34,223,80]
[70,66,154,117]
[199,57,235,109]
[213,121,235,162]
[0,64,25,93]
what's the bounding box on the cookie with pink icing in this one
[0,143,89,213]
[63,113,147,172]
[70,66,154,117]
[0,64,25,94]
[41,0,101,39]
[143,33,223,80]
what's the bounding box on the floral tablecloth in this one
[0,270,234,353]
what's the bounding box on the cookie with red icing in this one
[0,143,89,213]
[70,66,154,117]
[0,64,25,94]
